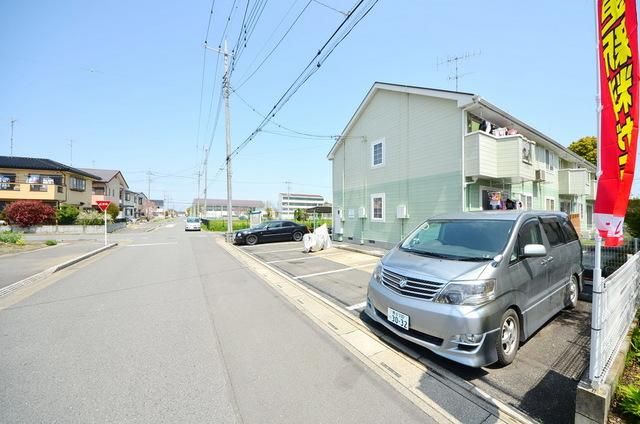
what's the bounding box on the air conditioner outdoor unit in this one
[535,169,546,181]
[358,207,367,218]
[396,205,409,219]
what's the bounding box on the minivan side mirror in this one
[523,244,547,257]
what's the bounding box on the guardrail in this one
[590,250,640,386]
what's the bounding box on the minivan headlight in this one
[373,262,383,283]
[434,279,496,306]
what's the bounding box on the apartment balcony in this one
[558,168,594,196]
[0,183,65,201]
[464,131,536,183]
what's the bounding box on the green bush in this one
[56,204,80,225]
[626,199,640,238]
[45,240,57,246]
[0,231,24,244]
[204,220,251,231]
[106,203,120,221]
[76,210,112,225]
[617,384,640,417]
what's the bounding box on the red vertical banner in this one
[595,0,640,247]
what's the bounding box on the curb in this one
[0,243,118,298]
[334,244,386,258]
[220,239,534,424]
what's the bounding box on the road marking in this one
[293,263,375,279]
[126,242,178,247]
[245,247,303,254]
[165,224,176,228]
[346,301,367,311]
[265,252,342,264]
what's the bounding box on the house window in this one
[70,176,86,191]
[371,139,385,168]
[94,187,105,195]
[466,113,482,133]
[545,198,556,211]
[371,193,385,221]
[0,174,16,191]
[28,174,61,192]
[126,193,131,201]
[519,194,532,210]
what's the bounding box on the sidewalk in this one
[0,240,103,290]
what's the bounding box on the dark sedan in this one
[234,220,309,245]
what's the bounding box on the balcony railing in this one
[0,183,65,200]
[464,131,535,183]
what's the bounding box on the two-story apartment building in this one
[0,156,99,211]
[80,168,130,217]
[328,82,596,248]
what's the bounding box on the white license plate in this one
[387,307,409,330]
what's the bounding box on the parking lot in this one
[239,240,592,423]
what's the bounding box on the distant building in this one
[0,156,100,211]
[79,168,130,218]
[278,193,324,219]
[150,199,165,217]
[192,198,264,218]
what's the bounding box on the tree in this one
[626,198,640,238]
[56,204,80,224]
[294,208,308,221]
[265,207,274,220]
[4,200,56,227]
[568,136,597,166]
[106,203,120,221]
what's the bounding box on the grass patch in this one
[203,220,251,232]
[0,231,24,244]
[611,325,640,421]
[45,240,58,246]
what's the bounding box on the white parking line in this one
[265,252,342,264]
[293,263,375,279]
[346,301,367,311]
[246,247,303,254]
[126,242,178,247]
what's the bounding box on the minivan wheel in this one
[496,309,520,366]
[246,235,258,246]
[292,231,303,242]
[565,274,579,309]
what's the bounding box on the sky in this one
[0,0,613,211]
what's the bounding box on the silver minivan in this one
[365,211,582,367]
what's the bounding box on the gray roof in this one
[0,156,101,179]
[79,168,129,187]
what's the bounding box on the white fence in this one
[590,250,640,386]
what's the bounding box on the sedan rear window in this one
[401,219,514,260]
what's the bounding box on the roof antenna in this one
[437,50,481,91]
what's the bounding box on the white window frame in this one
[370,193,385,222]
[371,138,385,168]
[519,193,533,210]
[545,197,556,211]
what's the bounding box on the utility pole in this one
[147,170,152,200]
[284,180,292,218]
[203,147,209,219]
[196,169,202,217]
[9,119,16,156]
[205,39,233,241]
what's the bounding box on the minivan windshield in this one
[186,217,200,223]
[400,219,515,260]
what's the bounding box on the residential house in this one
[328,82,596,248]
[150,199,165,217]
[192,198,264,218]
[0,156,100,211]
[80,168,130,218]
[134,192,149,218]
[278,193,324,220]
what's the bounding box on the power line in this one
[235,0,312,90]
[232,89,338,139]
[311,0,349,16]
[196,0,218,169]
[218,0,378,168]
[231,0,269,73]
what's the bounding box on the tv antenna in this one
[437,50,481,91]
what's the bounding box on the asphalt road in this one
[0,221,433,423]
[240,240,591,423]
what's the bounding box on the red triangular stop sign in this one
[96,200,111,211]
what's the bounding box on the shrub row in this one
[1,201,116,227]
[0,230,25,245]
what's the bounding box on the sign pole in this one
[104,208,107,246]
